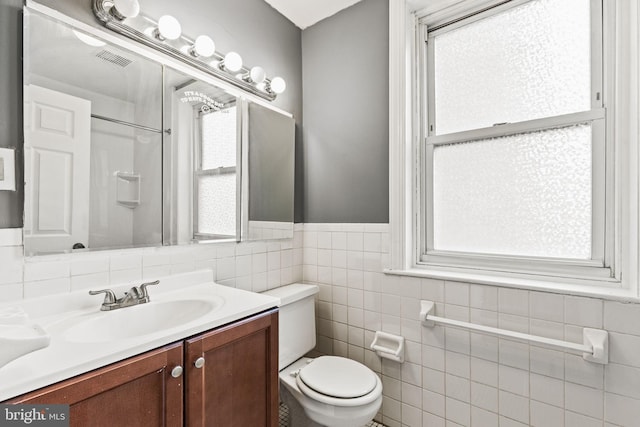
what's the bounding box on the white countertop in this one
[0,270,280,401]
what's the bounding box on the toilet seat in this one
[298,356,377,398]
[295,356,382,407]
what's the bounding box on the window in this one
[391,0,640,292]
[194,105,238,240]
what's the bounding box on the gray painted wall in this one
[0,0,24,228]
[301,0,389,223]
[0,0,303,227]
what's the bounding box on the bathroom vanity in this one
[6,310,278,427]
[0,271,280,427]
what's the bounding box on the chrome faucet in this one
[89,280,160,311]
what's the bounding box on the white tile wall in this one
[0,225,304,303]
[4,222,640,426]
[302,223,640,427]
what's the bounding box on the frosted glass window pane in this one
[433,0,591,135]
[432,124,591,259]
[198,174,236,236]
[201,106,236,169]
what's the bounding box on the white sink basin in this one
[53,298,223,343]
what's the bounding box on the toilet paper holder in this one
[370,331,405,363]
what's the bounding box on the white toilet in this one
[263,284,383,427]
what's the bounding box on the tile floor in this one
[279,402,289,426]
[278,403,385,427]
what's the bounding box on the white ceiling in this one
[263,0,364,29]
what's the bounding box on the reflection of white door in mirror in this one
[24,85,91,254]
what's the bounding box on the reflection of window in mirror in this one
[194,104,238,240]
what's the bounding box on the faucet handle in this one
[89,289,117,304]
[139,280,160,298]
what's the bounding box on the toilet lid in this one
[297,356,378,398]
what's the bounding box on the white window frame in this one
[388,0,640,300]
[422,0,608,278]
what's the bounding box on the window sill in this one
[383,266,639,303]
[192,238,237,244]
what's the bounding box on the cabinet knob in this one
[171,365,183,378]
[194,357,205,369]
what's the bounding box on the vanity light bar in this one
[92,0,285,101]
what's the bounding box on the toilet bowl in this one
[263,284,383,427]
[280,357,382,427]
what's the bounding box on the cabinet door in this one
[185,309,278,427]
[8,343,184,427]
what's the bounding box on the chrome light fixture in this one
[190,35,215,58]
[243,66,266,84]
[154,15,182,41]
[267,77,286,95]
[109,0,140,20]
[91,0,286,101]
[218,52,243,73]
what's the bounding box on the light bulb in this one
[243,66,266,84]
[190,35,215,57]
[269,77,286,94]
[219,52,243,73]
[155,15,182,41]
[72,30,106,47]
[110,0,140,20]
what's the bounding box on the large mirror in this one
[23,9,294,256]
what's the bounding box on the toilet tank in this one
[262,284,318,370]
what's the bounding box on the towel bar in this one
[420,300,608,364]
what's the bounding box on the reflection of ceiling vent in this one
[95,50,132,68]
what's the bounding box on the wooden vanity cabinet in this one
[185,309,279,427]
[5,309,279,427]
[8,342,184,427]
